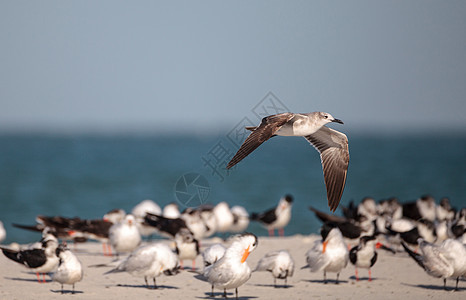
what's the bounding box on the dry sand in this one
[0,235,464,299]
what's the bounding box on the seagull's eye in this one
[324,115,328,119]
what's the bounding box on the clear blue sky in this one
[1,1,465,135]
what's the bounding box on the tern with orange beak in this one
[203,233,258,299]
[305,224,348,283]
[226,112,349,212]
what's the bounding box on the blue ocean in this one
[1,132,465,244]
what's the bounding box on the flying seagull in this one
[226,112,349,212]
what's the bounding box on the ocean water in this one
[1,133,465,244]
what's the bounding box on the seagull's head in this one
[319,112,344,125]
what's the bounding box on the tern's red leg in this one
[355,268,359,281]
[278,228,284,237]
[192,259,196,271]
[180,260,184,270]
[368,269,372,282]
[268,229,274,237]
[42,273,47,283]
[36,273,41,283]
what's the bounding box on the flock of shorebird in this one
[0,112,465,298]
[0,196,291,296]
[1,194,465,298]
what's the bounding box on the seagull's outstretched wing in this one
[304,126,349,212]
[227,113,294,169]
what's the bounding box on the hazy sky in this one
[1,1,465,135]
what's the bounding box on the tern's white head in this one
[225,233,258,264]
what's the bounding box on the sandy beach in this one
[0,235,463,300]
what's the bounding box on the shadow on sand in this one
[303,279,349,284]
[4,276,51,283]
[115,283,179,290]
[253,283,294,288]
[402,282,466,292]
[50,289,84,295]
[195,291,258,299]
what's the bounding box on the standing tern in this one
[226,112,349,212]
[105,242,180,289]
[402,238,466,291]
[305,224,349,284]
[202,243,227,270]
[203,233,258,299]
[52,243,83,294]
[109,214,142,258]
[254,250,295,287]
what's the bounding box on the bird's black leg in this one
[211,285,214,297]
[223,288,227,298]
[336,272,340,284]
[72,284,75,294]
[444,278,447,291]
[324,271,327,284]
[285,276,288,288]
[153,277,158,289]
[274,277,277,288]
[455,277,459,291]
[235,288,238,300]
[61,284,64,294]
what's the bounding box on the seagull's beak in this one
[241,245,250,263]
[332,118,344,124]
[322,240,329,253]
